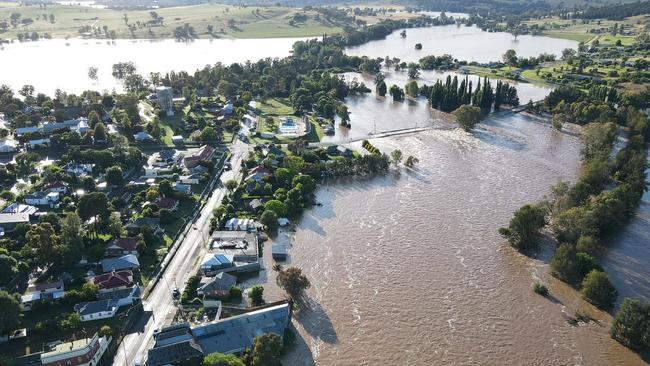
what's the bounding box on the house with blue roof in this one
[101,254,140,273]
[200,253,234,275]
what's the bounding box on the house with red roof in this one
[183,145,215,170]
[92,270,134,293]
[45,181,69,194]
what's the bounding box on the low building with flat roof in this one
[40,333,110,366]
[210,231,259,262]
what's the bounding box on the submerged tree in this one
[405,155,419,168]
[390,149,403,167]
[581,269,617,309]
[389,84,404,102]
[454,105,482,132]
[610,298,649,349]
[498,204,546,249]
[276,266,310,299]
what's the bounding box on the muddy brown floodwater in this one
[246,111,649,365]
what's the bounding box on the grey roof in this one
[192,302,291,355]
[2,202,38,215]
[271,244,288,256]
[24,191,50,200]
[198,273,236,293]
[74,299,117,316]
[249,199,264,209]
[98,285,141,302]
[0,213,30,225]
[158,149,179,160]
[147,323,203,366]
[42,122,68,134]
[101,254,140,272]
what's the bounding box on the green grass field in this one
[160,113,183,145]
[0,3,352,40]
[542,31,594,42]
[525,15,645,44]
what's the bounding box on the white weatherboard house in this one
[24,191,59,207]
[21,280,65,310]
[74,299,119,321]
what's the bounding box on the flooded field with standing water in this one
[345,24,578,63]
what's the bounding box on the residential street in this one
[112,141,249,366]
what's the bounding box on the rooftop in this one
[93,270,133,290]
[41,333,103,362]
[210,231,258,260]
[74,299,117,316]
[192,302,291,355]
[0,212,30,225]
[100,254,140,273]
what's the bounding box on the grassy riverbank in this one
[0,3,354,40]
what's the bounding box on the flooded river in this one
[325,69,552,144]
[0,37,304,94]
[345,24,578,64]
[0,24,576,95]
[255,111,648,365]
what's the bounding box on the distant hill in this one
[27,0,648,13]
[580,0,650,20]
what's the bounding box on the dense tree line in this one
[502,49,556,69]
[546,85,618,127]
[425,75,519,113]
[343,16,456,46]
[418,54,455,70]
[578,0,650,20]
[501,86,649,312]
[411,0,553,15]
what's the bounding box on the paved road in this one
[112,141,249,366]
